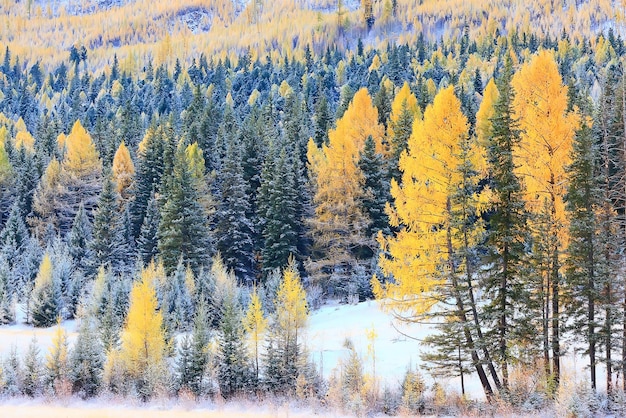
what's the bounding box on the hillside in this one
[0,0,623,70]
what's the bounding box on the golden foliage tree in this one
[307,88,384,293]
[112,141,135,201]
[112,265,167,397]
[242,287,268,382]
[374,86,496,398]
[511,50,580,386]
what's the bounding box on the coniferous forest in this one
[1,0,626,416]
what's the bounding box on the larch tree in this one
[511,50,580,387]
[388,82,420,184]
[112,141,135,203]
[265,258,308,393]
[114,264,167,399]
[30,252,60,328]
[373,86,498,399]
[307,87,384,296]
[243,287,268,385]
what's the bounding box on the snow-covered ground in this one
[0,299,605,415]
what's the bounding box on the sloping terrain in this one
[0,0,621,70]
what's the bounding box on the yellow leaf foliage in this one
[14,130,35,152]
[118,266,166,378]
[511,50,579,226]
[112,141,135,198]
[275,258,308,334]
[390,82,419,127]
[34,253,53,290]
[475,78,498,146]
[46,319,69,383]
[243,287,268,374]
[63,120,102,177]
[376,86,485,316]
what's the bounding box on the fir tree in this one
[22,337,43,396]
[176,302,211,396]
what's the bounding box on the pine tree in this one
[3,347,22,396]
[373,86,497,399]
[511,50,580,387]
[163,260,193,333]
[112,141,135,202]
[157,142,211,275]
[307,88,384,295]
[114,265,167,399]
[264,258,308,393]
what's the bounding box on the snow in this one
[0,299,606,408]
[306,299,483,397]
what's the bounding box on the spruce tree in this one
[22,337,43,396]
[67,202,94,276]
[215,141,255,283]
[90,173,128,274]
[217,295,252,398]
[358,135,389,238]
[484,54,528,390]
[157,142,211,275]
[261,148,299,274]
[177,302,211,396]
[137,193,159,265]
[30,253,60,328]
[70,315,104,398]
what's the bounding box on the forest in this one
[0,1,625,416]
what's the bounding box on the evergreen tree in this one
[177,302,211,396]
[22,337,43,396]
[70,315,103,398]
[90,173,128,274]
[483,54,528,390]
[260,148,299,274]
[137,193,159,265]
[30,253,60,328]
[358,135,389,238]
[217,292,252,398]
[157,142,211,275]
[215,141,255,283]
[67,202,94,276]
[45,321,70,394]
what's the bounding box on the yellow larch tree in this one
[112,141,135,201]
[243,287,268,382]
[373,86,497,398]
[307,88,384,292]
[511,50,580,387]
[475,78,499,146]
[45,319,69,391]
[63,120,102,177]
[114,264,166,395]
